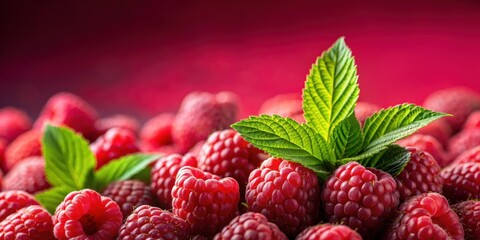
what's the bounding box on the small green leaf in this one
[330,113,363,159]
[35,186,74,214]
[358,144,411,177]
[232,115,335,178]
[42,125,95,189]
[92,153,160,191]
[303,37,360,140]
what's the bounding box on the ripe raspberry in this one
[246,157,321,238]
[0,107,32,143]
[34,92,98,141]
[441,162,480,203]
[464,110,480,131]
[447,129,480,161]
[296,224,362,240]
[2,156,50,194]
[321,162,399,238]
[172,91,239,153]
[151,153,198,209]
[0,170,3,190]
[172,166,240,237]
[397,134,448,167]
[0,190,40,221]
[117,205,190,240]
[95,114,140,137]
[101,180,154,219]
[53,189,122,240]
[258,94,304,123]
[452,145,480,165]
[213,212,288,240]
[451,200,480,240]
[188,140,206,157]
[0,205,55,240]
[140,113,175,152]
[198,129,266,197]
[424,87,480,132]
[90,127,140,169]
[384,193,464,240]
[355,101,381,126]
[3,130,42,172]
[394,148,443,202]
[415,119,452,147]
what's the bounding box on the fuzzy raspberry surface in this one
[140,113,175,152]
[213,212,288,240]
[53,189,122,240]
[296,223,362,240]
[95,114,140,137]
[172,166,239,237]
[321,161,399,238]
[2,156,50,194]
[3,130,42,172]
[246,157,321,238]
[452,145,480,164]
[464,111,480,131]
[447,129,480,161]
[397,134,448,167]
[101,180,153,219]
[90,127,140,169]
[117,205,190,240]
[451,200,480,240]
[0,205,55,240]
[384,193,464,240]
[0,190,39,222]
[355,101,381,125]
[441,162,480,203]
[0,107,32,144]
[258,93,304,123]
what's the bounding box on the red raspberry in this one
[0,205,55,240]
[90,127,140,169]
[464,111,480,131]
[441,162,480,203]
[188,140,206,157]
[451,200,480,240]
[384,193,464,240]
[0,190,40,221]
[3,130,42,172]
[296,224,362,240]
[447,129,480,161]
[172,166,240,237]
[2,156,50,194]
[321,162,399,238]
[423,87,480,132]
[198,129,266,197]
[117,205,190,240]
[258,94,304,123]
[101,180,154,219]
[151,153,197,209]
[34,92,98,141]
[53,189,122,240]
[355,101,381,126]
[397,134,448,167]
[140,113,175,152]
[0,170,3,190]
[246,158,321,238]
[415,119,452,147]
[452,145,480,164]
[394,148,443,202]
[172,91,239,153]
[213,212,288,240]
[0,107,32,143]
[94,114,140,137]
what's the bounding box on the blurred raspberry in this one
[415,119,452,147]
[397,134,448,167]
[2,156,50,194]
[447,129,480,161]
[355,101,381,125]
[296,223,362,240]
[0,205,55,240]
[214,212,288,240]
[90,127,140,169]
[95,114,140,137]
[101,180,154,219]
[258,93,304,122]
[0,190,40,221]
[452,145,480,164]
[441,162,480,203]
[0,139,5,174]
[451,200,480,240]
[140,113,175,152]
[0,107,32,143]
[188,140,205,157]
[3,130,42,172]
[463,111,480,131]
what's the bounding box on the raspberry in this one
[355,102,381,125]
[3,130,42,172]
[321,162,399,238]
[90,127,140,169]
[0,190,40,221]
[213,212,288,240]
[151,153,197,209]
[172,91,239,153]
[0,205,55,240]
[101,180,154,219]
[441,162,480,203]
[53,189,122,240]
[447,129,480,161]
[415,119,452,147]
[0,107,32,143]
[452,145,480,164]
[2,156,50,194]
[258,94,304,122]
[117,205,190,240]
[95,114,140,137]
[0,170,3,190]
[246,157,321,238]
[296,224,362,240]
[172,166,240,237]
[198,129,266,197]
[140,113,175,152]
[451,200,480,240]
[384,193,464,240]
[34,92,98,141]
[394,148,443,202]
[464,110,480,130]
[397,134,448,167]
[188,140,206,157]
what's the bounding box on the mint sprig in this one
[232,37,448,180]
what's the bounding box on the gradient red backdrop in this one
[1,1,480,120]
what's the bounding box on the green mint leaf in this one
[42,125,95,189]
[359,144,411,177]
[92,153,160,192]
[330,113,363,159]
[231,115,334,177]
[362,104,448,153]
[35,186,74,214]
[302,37,360,140]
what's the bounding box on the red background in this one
[1,1,480,120]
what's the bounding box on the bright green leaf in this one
[330,113,363,159]
[35,186,74,214]
[358,144,411,177]
[302,37,360,140]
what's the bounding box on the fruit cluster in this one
[0,38,479,240]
